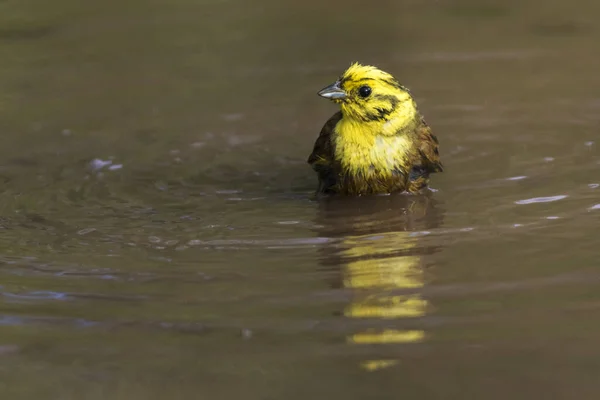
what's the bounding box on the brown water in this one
[1,0,600,398]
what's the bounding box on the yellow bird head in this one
[318,62,417,126]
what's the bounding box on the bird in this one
[307,62,442,196]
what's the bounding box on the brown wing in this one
[308,111,342,193]
[407,119,442,192]
[416,119,443,173]
[307,111,341,166]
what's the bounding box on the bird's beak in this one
[318,81,346,100]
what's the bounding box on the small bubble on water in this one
[90,158,112,171]
[223,113,244,121]
[155,182,168,191]
[506,176,527,181]
[546,216,560,220]
[588,204,600,211]
[589,184,599,189]
[77,228,96,235]
[241,328,253,339]
[544,157,555,162]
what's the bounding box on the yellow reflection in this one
[315,194,440,372]
[361,359,399,371]
[341,230,428,371]
[351,329,425,344]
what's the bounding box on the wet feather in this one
[308,62,442,196]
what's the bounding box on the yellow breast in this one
[334,118,414,178]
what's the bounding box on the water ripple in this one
[2,290,68,301]
[514,195,568,205]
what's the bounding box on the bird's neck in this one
[337,109,420,148]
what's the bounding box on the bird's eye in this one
[358,85,372,98]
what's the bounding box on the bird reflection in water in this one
[315,193,443,371]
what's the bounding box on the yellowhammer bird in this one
[308,62,442,196]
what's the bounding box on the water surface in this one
[1,0,600,398]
